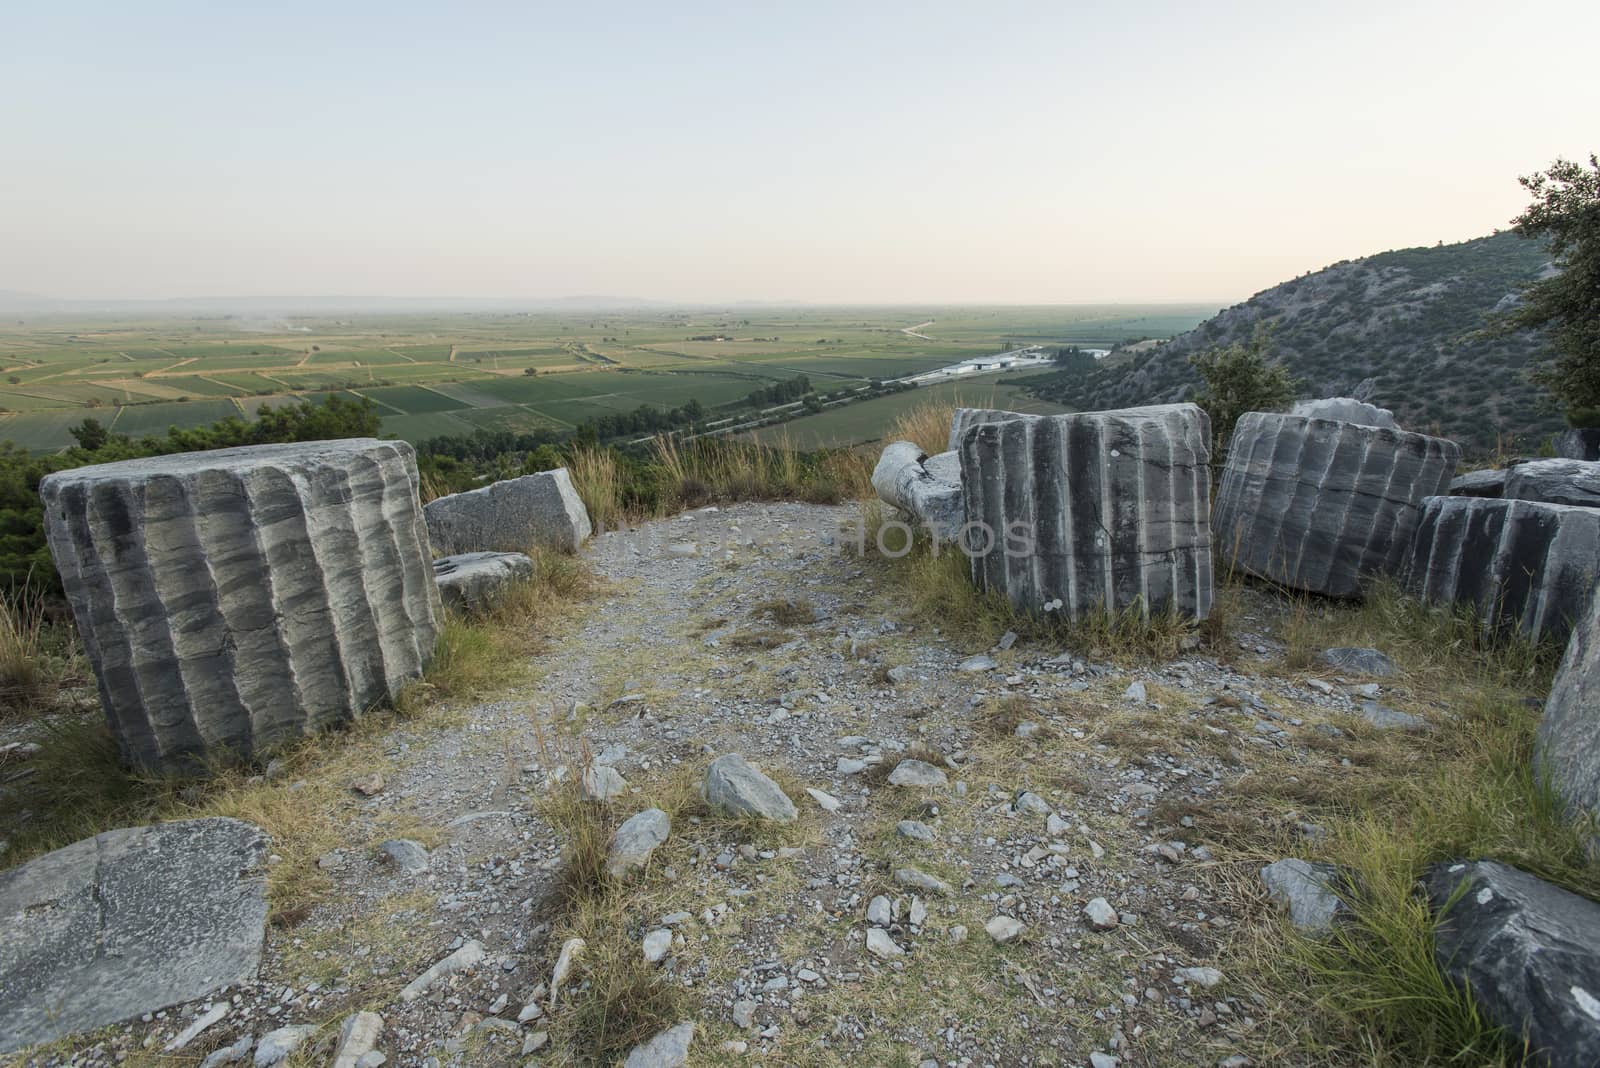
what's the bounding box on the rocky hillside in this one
[1023,231,1562,452]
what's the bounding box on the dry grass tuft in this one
[569,444,625,532]
[884,401,956,455]
[748,598,817,626]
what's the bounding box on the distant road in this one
[901,320,934,340]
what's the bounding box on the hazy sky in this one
[3,0,1596,304]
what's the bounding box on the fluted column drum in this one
[957,404,1214,621]
[1213,413,1459,598]
[39,439,441,771]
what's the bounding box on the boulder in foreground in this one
[1502,458,1600,508]
[0,818,270,1054]
[39,439,440,771]
[1213,412,1458,598]
[424,467,592,554]
[1426,860,1600,1067]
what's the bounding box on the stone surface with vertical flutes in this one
[1403,495,1600,644]
[39,439,441,771]
[1213,412,1459,598]
[1537,579,1600,824]
[957,403,1213,620]
[948,408,1030,453]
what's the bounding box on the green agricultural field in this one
[744,374,1071,449]
[0,305,1212,452]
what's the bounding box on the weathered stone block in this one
[39,439,440,771]
[433,551,535,612]
[1290,397,1398,428]
[1404,496,1600,644]
[958,403,1213,620]
[424,467,592,554]
[1426,860,1600,1066]
[1503,458,1600,507]
[0,818,269,1054]
[1213,413,1459,598]
[1554,427,1600,461]
[1449,468,1507,497]
[1537,583,1600,823]
[871,442,962,538]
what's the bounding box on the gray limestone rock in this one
[1320,647,1398,676]
[254,1025,317,1068]
[1503,458,1600,507]
[702,754,797,822]
[607,808,671,878]
[581,763,628,802]
[958,403,1214,621]
[38,439,440,772]
[378,838,430,875]
[1403,496,1600,644]
[887,759,948,788]
[1554,428,1600,461]
[1213,413,1459,598]
[1426,860,1600,1066]
[1289,397,1398,428]
[1449,468,1507,498]
[871,441,963,538]
[1536,584,1600,824]
[423,467,592,554]
[331,1012,385,1068]
[0,818,269,1054]
[432,551,534,612]
[623,1020,695,1068]
[1260,859,1344,933]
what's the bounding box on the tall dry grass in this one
[883,400,957,455]
[568,444,625,532]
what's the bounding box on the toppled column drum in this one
[39,439,441,771]
[1213,413,1459,598]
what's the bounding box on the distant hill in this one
[1019,231,1562,453]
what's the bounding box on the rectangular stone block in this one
[424,467,592,554]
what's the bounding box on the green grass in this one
[110,398,240,437]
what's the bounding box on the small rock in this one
[703,754,797,822]
[985,916,1024,943]
[1173,966,1223,988]
[254,1025,316,1068]
[1360,702,1424,730]
[957,654,997,673]
[1013,791,1051,816]
[642,929,673,963]
[1321,647,1397,677]
[896,819,936,842]
[732,1000,757,1030]
[887,759,947,788]
[949,925,968,943]
[1261,859,1344,933]
[522,1031,549,1055]
[607,807,671,877]
[400,941,485,1003]
[805,787,843,812]
[1123,681,1147,702]
[378,839,430,875]
[895,867,954,896]
[581,763,628,802]
[331,1011,384,1068]
[866,928,904,959]
[549,937,587,1008]
[623,1019,695,1068]
[867,896,893,926]
[1085,898,1119,930]
[1090,1054,1119,1068]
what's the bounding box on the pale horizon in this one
[4,0,1596,306]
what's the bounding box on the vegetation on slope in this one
[1020,231,1560,453]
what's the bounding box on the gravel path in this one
[55,502,1412,1068]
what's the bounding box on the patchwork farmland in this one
[0,304,1215,451]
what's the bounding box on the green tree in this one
[1189,325,1297,454]
[1499,154,1600,427]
